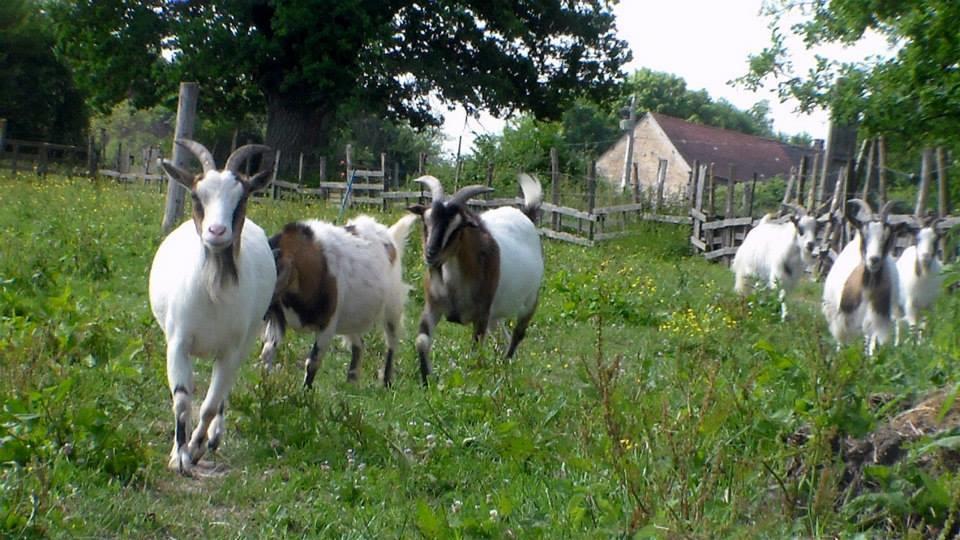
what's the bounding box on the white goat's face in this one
[794,214,818,267]
[916,227,938,268]
[192,171,247,252]
[859,220,891,273]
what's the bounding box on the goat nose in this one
[208,224,227,237]
[806,242,814,252]
[868,255,880,267]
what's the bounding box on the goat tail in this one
[518,173,543,222]
[388,214,419,263]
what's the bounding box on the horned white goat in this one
[149,139,276,474]
[407,174,544,385]
[258,213,418,387]
[822,199,901,355]
[894,216,944,344]
[732,203,819,320]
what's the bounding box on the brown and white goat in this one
[259,214,417,387]
[407,174,544,385]
[822,199,903,355]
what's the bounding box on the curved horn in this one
[846,198,874,222]
[225,144,271,174]
[414,175,445,203]
[878,200,896,221]
[448,184,495,207]
[175,139,216,173]
[781,202,807,217]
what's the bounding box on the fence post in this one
[632,162,640,205]
[860,138,876,202]
[270,150,281,200]
[725,167,736,218]
[745,173,757,217]
[11,142,18,174]
[781,166,796,209]
[654,159,668,214]
[916,148,933,216]
[161,82,199,235]
[87,134,97,177]
[418,152,427,175]
[707,163,716,217]
[937,147,949,217]
[807,151,820,209]
[936,147,950,260]
[550,148,559,230]
[588,161,597,241]
[345,144,353,209]
[796,155,808,205]
[486,161,495,188]
[381,152,388,212]
[38,143,49,177]
[297,152,305,190]
[877,136,888,205]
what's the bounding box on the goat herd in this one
[148,140,946,475]
[734,197,944,356]
[148,140,543,474]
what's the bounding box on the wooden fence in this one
[0,138,96,177]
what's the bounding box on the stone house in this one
[596,112,813,199]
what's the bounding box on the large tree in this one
[738,0,960,149]
[50,0,631,158]
[621,68,775,137]
[0,0,87,143]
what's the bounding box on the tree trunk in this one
[264,94,334,176]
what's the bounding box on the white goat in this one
[149,140,276,474]
[894,217,944,344]
[407,174,544,385]
[822,199,901,355]
[259,214,417,387]
[732,204,819,320]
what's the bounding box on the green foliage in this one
[49,0,630,158]
[621,68,776,137]
[740,0,960,152]
[0,0,87,143]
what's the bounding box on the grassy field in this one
[1,173,959,538]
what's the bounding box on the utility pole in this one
[619,94,637,192]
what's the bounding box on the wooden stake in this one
[161,83,199,234]
[916,148,932,216]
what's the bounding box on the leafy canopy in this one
[738,0,960,149]
[49,0,632,158]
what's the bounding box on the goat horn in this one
[781,202,807,217]
[175,139,216,173]
[414,175,445,203]
[878,200,896,222]
[225,144,271,175]
[448,185,494,207]
[846,198,874,222]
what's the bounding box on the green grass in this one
[1,172,960,538]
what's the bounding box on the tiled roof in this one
[650,112,811,181]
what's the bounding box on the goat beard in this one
[201,246,239,303]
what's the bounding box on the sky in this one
[438,0,895,157]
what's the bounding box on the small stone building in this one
[597,112,813,198]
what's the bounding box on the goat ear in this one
[161,159,195,188]
[242,168,273,193]
[407,204,427,216]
